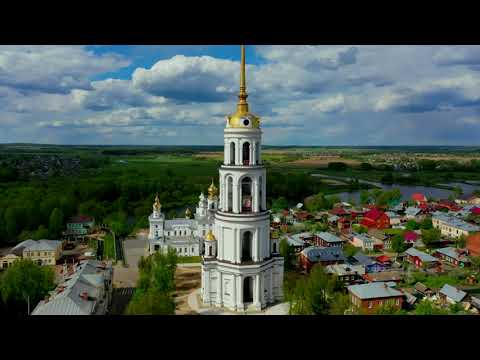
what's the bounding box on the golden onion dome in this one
[153,194,161,211]
[227,45,260,129]
[208,179,218,199]
[205,229,216,241]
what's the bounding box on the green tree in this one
[0,259,55,314]
[391,234,407,254]
[279,238,296,272]
[359,190,370,205]
[421,228,441,247]
[329,292,352,315]
[374,303,406,315]
[125,288,175,315]
[48,208,64,238]
[405,220,420,231]
[420,218,433,230]
[272,197,288,211]
[4,207,20,240]
[414,300,449,315]
[343,243,359,258]
[33,225,49,240]
[470,256,480,271]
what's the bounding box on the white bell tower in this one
[201,45,284,312]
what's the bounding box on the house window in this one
[179,248,182,253]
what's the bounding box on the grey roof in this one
[439,284,467,303]
[405,247,438,263]
[325,264,365,276]
[315,232,344,243]
[328,215,340,222]
[31,260,112,315]
[164,219,197,230]
[347,282,404,300]
[301,246,346,263]
[405,207,422,216]
[352,252,375,266]
[385,211,400,218]
[353,233,374,244]
[434,247,470,262]
[11,239,62,256]
[432,213,480,232]
[414,282,430,294]
[287,235,307,247]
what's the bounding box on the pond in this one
[312,174,479,203]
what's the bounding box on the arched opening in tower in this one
[241,231,253,262]
[227,176,233,212]
[230,142,235,165]
[241,177,252,212]
[255,142,260,164]
[243,276,254,304]
[242,142,250,166]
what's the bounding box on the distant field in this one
[417,155,480,162]
[286,156,361,168]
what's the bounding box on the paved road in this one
[109,287,135,315]
[113,235,147,288]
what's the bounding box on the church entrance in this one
[243,277,253,304]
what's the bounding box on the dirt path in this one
[174,266,201,315]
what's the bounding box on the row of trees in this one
[126,249,178,315]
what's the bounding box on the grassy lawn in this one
[177,256,202,264]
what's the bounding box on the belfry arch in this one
[241,231,253,262]
[242,142,250,165]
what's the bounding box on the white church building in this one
[200,45,284,312]
[147,181,218,256]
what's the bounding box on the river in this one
[311,174,479,203]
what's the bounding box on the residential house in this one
[351,233,383,251]
[286,233,309,253]
[386,211,401,226]
[31,259,113,315]
[347,282,405,313]
[438,284,467,305]
[315,232,345,247]
[8,239,63,266]
[360,209,390,230]
[436,200,462,212]
[404,207,422,220]
[363,271,404,284]
[467,233,480,257]
[299,246,346,271]
[412,193,427,205]
[414,282,434,298]
[325,264,365,285]
[432,212,480,239]
[405,247,440,269]
[370,229,391,250]
[349,252,387,273]
[455,194,480,205]
[65,215,95,239]
[376,255,392,267]
[433,247,470,267]
[0,253,21,270]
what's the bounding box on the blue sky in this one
[0,45,479,146]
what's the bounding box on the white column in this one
[254,274,261,308]
[216,272,223,307]
[262,174,267,210]
[252,141,256,165]
[250,142,254,166]
[236,139,241,165]
[253,178,258,212]
[236,229,241,263]
[269,269,273,303]
[224,141,228,165]
[237,276,243,310]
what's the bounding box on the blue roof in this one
[302,246,346,263]
[348,282,404,300]
[315,232,344,243]
[439,284,467,303]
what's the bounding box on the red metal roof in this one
[404,231,418,242]
[364,208,385,221]
[412,193,427,202]
[68,215,94,224]
[376,255,391,263]
[471,207,480,215]
[330,207,347,216]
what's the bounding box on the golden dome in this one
[153,194,161,211]
[227,45,260,129]
[205,229,216,241]
[208,179,218,199]
[185,208,192,218]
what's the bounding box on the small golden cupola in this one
[153,193,162,211]
[208,178,218,199]
[185,207,192,219]
[205,229,216,241]
[226,45,260,129]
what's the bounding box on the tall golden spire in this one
[237,45,249,113]
[227,45,260,128]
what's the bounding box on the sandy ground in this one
[174,266,201,315]
[288,156,361,167]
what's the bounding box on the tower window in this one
[243,119,250,126]
[241,231,253,262]
[241,177,252,212]
[242,142,250,165]
[230,142,235,165]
